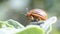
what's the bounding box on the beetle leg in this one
[31,16,34,20]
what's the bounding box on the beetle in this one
[25,9,47,22]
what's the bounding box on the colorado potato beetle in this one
[25,9,47,22]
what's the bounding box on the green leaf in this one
[0,21,14,28]
[16,25,44,34]
[7,19,24,29]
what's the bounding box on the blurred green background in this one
[0,0,60,34]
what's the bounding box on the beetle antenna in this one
[26,8,29,13]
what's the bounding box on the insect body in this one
[25,9,47,22]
